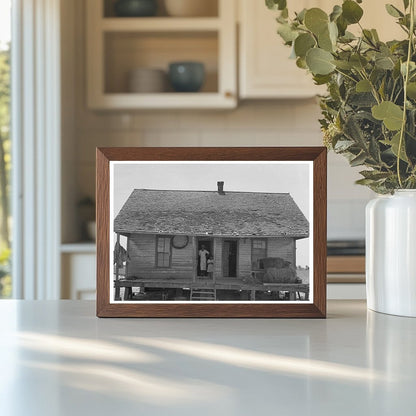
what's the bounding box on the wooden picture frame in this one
[96,147,327,318]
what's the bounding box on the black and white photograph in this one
[110,161,313,303]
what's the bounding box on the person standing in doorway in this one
[207,255,214,280]
[199,245,210,276]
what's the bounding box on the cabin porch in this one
[114,276,309,302]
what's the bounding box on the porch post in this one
[125,234,130,278]
[213,237,222,282]
[114,233,121,300]
[192,236,197,282]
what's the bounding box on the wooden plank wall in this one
[238,239,252,280]
[128,233,193,279]
[267,238,296,267]
[127,235,298,280]
[213,237,222,280]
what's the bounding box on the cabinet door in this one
[239,0,326,99]
[239,0,405,99]
[62,253,96,300]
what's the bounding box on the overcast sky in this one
[112,162,312,266]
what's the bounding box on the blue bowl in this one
[114,0,157,17]
[168,62,205,93]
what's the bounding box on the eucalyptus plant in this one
[266,0,416,193]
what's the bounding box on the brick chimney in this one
[217,181,225,195]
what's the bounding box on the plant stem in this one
[397,0,415,188]
[334,68,358,84]
[359,69,381,104]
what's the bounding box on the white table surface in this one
[0,300,415,416]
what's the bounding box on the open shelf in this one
[103,0,219,18]
[102,17,221,32]
[104,31,218,94]
[61,242,96,254]
[87,0,236,109]
[327,256,365,283]
[91,92,234,109]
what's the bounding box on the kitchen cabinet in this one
[238,0,325,99]
[61,244,96,300]
[86,0,237,109]
[238,0,404,99]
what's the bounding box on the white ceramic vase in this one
[366,190,416,317]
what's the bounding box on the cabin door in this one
[222,240,238,278]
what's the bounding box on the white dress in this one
[199,249,209,271]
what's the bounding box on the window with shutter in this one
[156,236,171,268]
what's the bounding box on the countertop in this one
[0,300,415,416]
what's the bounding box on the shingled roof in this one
[114,189,309,238]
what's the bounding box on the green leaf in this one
[360,170,391,181]
[369,136,382,163]
[348,92,377,107]
[277,23,298,43]
[342,0,364,24]
[363,29,376,46]
[296,8,307,23]
[339,31,356,43]
[333,60,353,70]
[407,82,416,99]
[318,27,334,52]
[334,139,355,152]
[375,55,395,70]
[336,15,348,36]
[350,54,368,70]
[371,29,380,42]
[370,67,385,84]
[401,61,416,76]
[399,14,411,29]
[372,101,404,131]
[393,60,402,79]
[313,74,332,85]
[356,79,372,92]
[266,0,287,11]
[294,33,316,58]
[276,14,287,24]
[330,5,342,22]
[385,4,404,18]
[306,48,335,75]
[382,132,409,162]
[344,114,367,147]
[328,21,338,44]
[296,57,307,69]
[355,178,377,186]
[378,77,386,100]
[304,8,329,35]
[350,151,367,167]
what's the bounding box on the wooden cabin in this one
[113,182,309,300]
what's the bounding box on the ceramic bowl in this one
[164,0,217,17]
[114,0,158,17]
[128,68,167,93]
[168,62,205,92]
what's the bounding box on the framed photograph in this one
[96,147,327,318]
